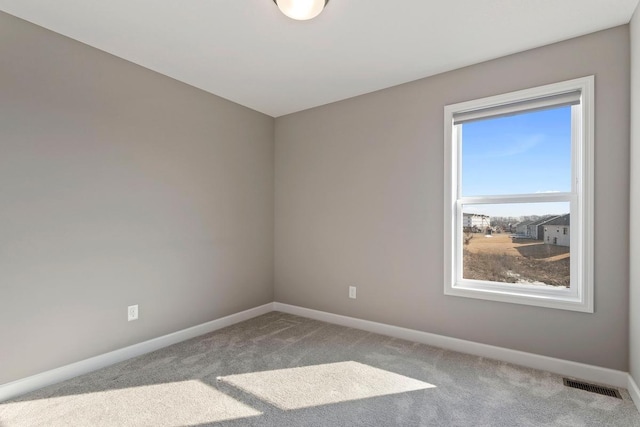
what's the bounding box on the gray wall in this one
[0,12,274,385]
[275,26,630,370]
[630,7,640,384]
[1,9,633,387]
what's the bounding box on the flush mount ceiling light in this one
[273,0,330,21]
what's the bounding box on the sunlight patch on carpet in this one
[0,380,261,426]
[217,361,435,410]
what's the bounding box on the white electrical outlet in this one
[349,286,357,299]
[128,304,139,321]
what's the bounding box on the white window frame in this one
[443,76,594,312]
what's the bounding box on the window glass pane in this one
[461,106,571,197]
[461,203,570,288]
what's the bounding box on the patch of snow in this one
[505,270,557,287]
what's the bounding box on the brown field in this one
[463,233,570,287]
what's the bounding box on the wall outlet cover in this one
[128,305,139,321]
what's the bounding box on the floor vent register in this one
[563,378,622,399]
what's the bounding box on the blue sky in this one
[461,105,571,217]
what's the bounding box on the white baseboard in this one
[273,302,629,389]
[629,375,640,412]
[3,301,635,409]
[0,303,274,403]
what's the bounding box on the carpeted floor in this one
[1,311,639,426]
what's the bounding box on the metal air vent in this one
[563,378,622,399]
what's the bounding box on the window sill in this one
[445,282,593,312]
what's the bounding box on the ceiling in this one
[0,0,638,117]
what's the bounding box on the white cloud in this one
[482,134,544,158]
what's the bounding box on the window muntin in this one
[444,77,594,312]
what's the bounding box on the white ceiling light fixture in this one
[273,0,330,21]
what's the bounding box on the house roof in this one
[530,216,562,227]
[516,220,534,227]
[543,214,571,226]
[519,217,554,227]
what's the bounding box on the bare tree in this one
[464,232,474,245]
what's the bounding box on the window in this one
[443,77,594,312]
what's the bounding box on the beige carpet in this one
[1,312,639,426]
[0,380,262,426]
[217,361,435,410]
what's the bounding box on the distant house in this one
[532,216,562,240]
[463,213,490,231]
[525,217,549,239]
[543,214,570,247]
[514,216,558,239]
[515,220,532,235]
